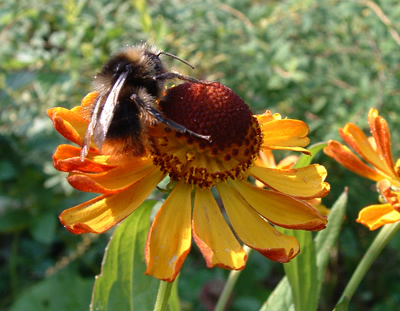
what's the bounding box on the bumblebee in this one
[80,44,210,161]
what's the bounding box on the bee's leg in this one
[154,71,215,84]
[131,94,211,141]
[147,106,211,141]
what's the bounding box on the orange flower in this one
[324,108,400,230]
[48,82,329,281]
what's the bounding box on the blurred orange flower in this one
[48,82,329,281]
[324,108,400,230]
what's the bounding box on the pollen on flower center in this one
[150,82,263,188]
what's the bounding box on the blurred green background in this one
[1,0,400,310]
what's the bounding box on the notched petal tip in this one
[59,216,101,234]
[256,246,299,263]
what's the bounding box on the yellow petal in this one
[255,110,282,124]
[67,158,155,193]
[357,204,400,230]
[259,119,310,149]
[229,179,327,230]
[277,155,299,169]
[257,149,277,168]
[193,187,247,270]
[53,145,113,173]
[145,181,192,282]
[250,164,330,199]
[216,182,300,263]
[59,169,164,234]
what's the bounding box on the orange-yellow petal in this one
[228,179,327,230]
[145,181,192,282]
[67,158,155,194]
[256,110,282,123]
[324,140,384,182]
[368,108,395,173]
[47,107,88,146]
[193,187,247,270]
[257,149,277,168]
[357,204,400,230]
[340,124,394,179]
[250,164,330,199]
[217,181,300,263]
[59,169,164,234]
[53,145,113,173]
[259,119,310,150]
[277,155,299,169]
[377,180,400,212]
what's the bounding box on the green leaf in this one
[294,142,328,168]
[259,277,294,311]
[260,190,347,311]
[314,189,348,295]
[333,296,349,311]
[10,269,93,311]
[281,229,319,311]
[90,200,160,311]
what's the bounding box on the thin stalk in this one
[154,280,174,311]
[338,221,400,304]
[215,246,252,311]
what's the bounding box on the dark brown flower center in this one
[159,82,253,147]
[150,82,262,188]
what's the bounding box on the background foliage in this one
[1,0,400,310]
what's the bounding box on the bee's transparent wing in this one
[80,96,102,161]
[92,71,128,152]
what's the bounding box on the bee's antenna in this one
[159,51,195,69]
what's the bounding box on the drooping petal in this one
[217,182,300,263]
[59,169,165,234]
[357,204,400,230]
[228,179,327,231]
[53,145,113,173]
[368,108,395,173]
[67,158,155,194]
[145,181,192,282]
[256,149,277,168]
[324,140,385,182]
[193,187,247,270]
[259,119,310,151]
[277,155,299,169]
[340,124,394,179]
[250,164,330,199]
[47,107,89,146]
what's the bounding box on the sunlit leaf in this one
[90,200,159,311]
[294,142,328,168]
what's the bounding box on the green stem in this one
[154,280,174,311]
[338,221,400,304]
[215,246,252,311]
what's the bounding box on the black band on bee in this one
[80,44,210,161]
